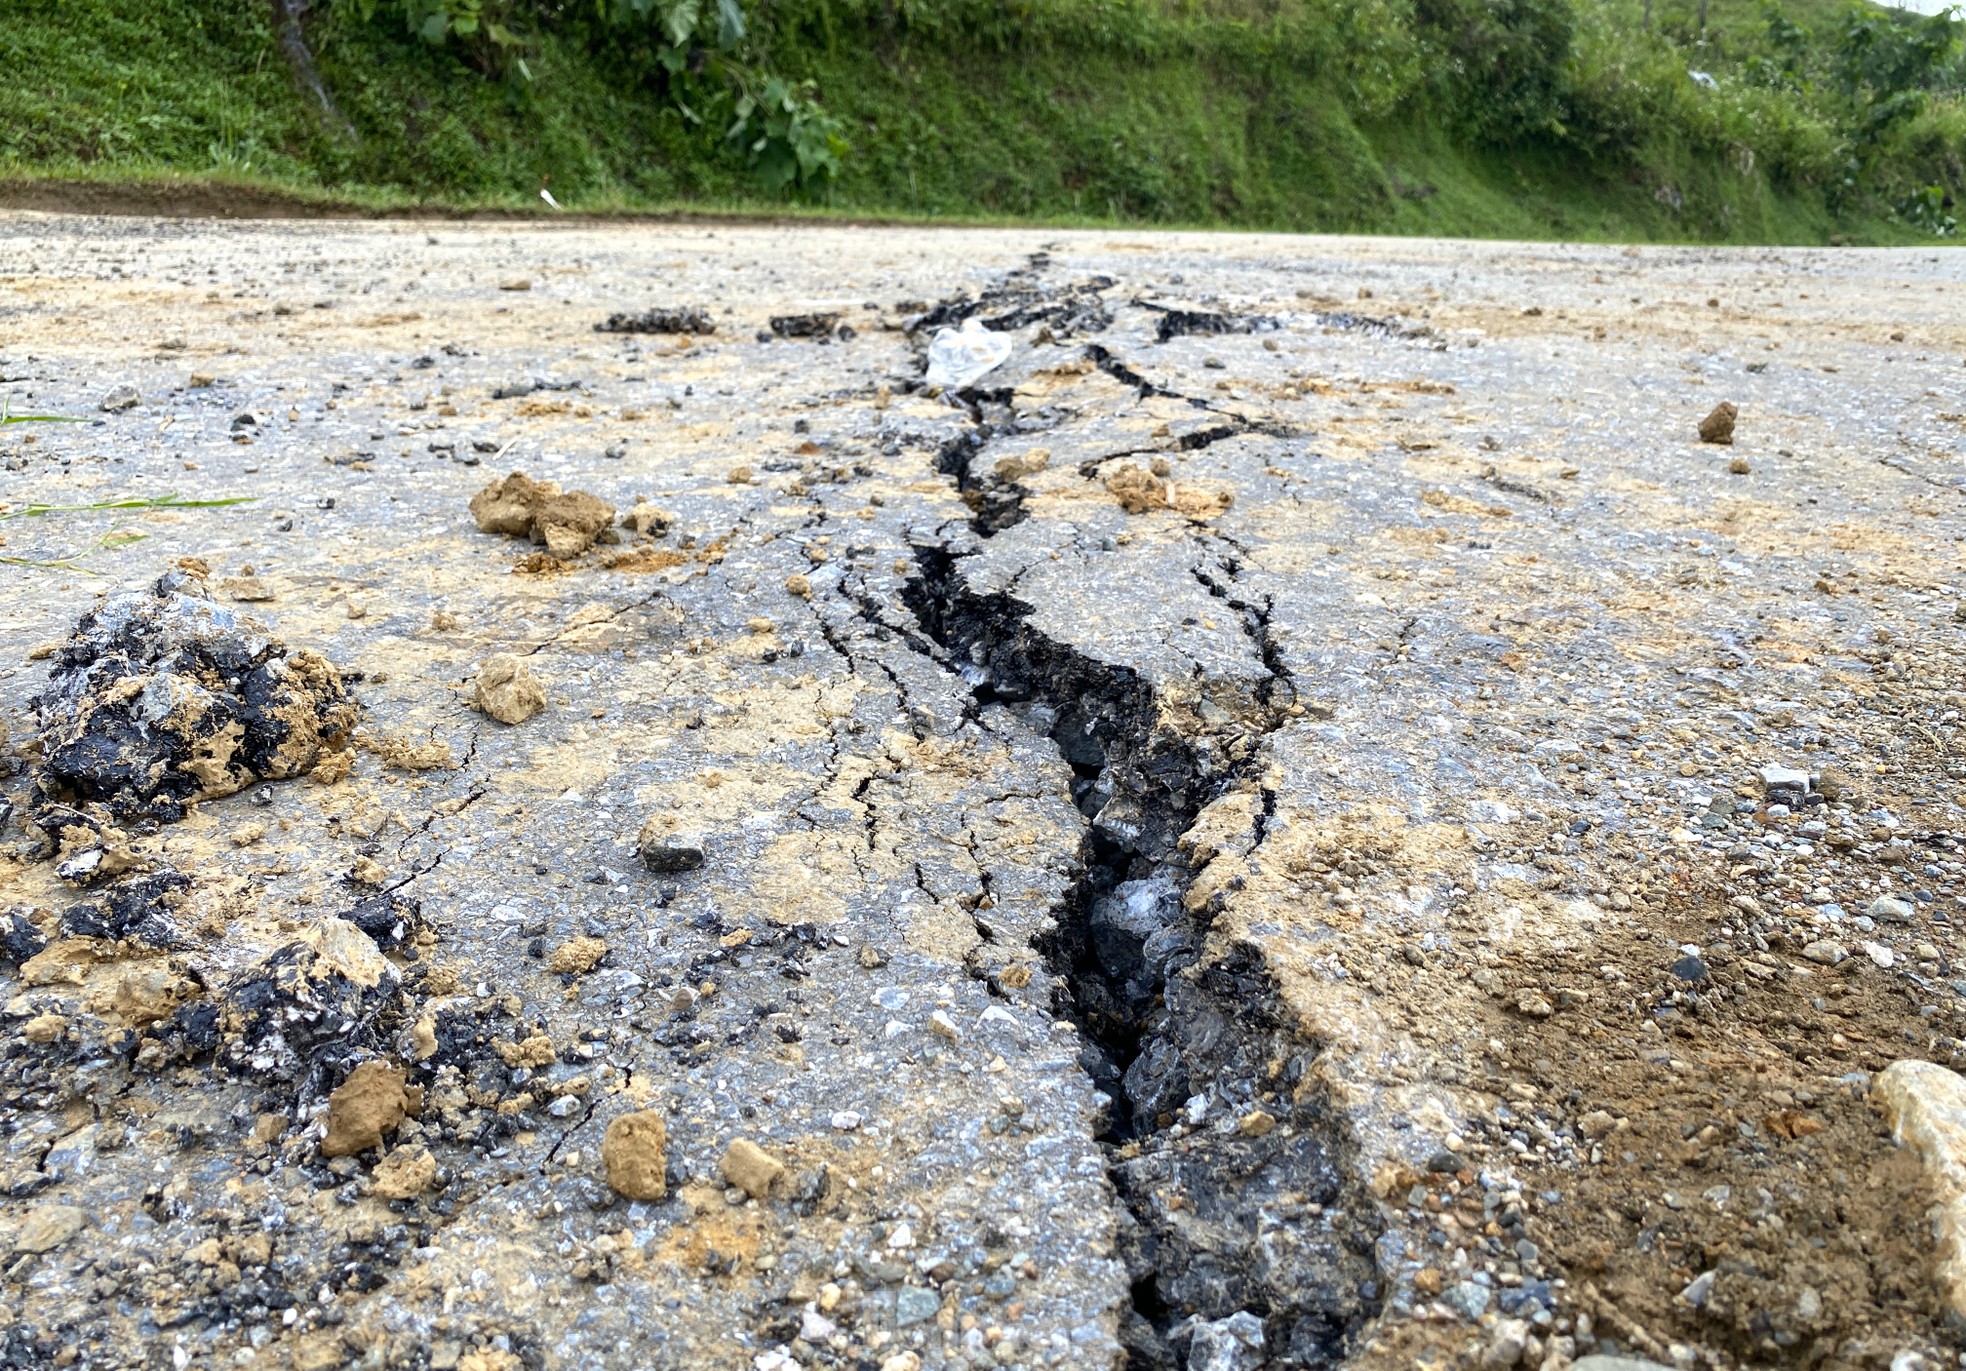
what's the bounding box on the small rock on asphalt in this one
[637,816,706,872]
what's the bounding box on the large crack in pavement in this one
[903,538,1379,1369]
[897,261,1382,1368]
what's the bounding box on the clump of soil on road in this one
[1103,463,1235,521]
[32,569,358,824]
[1700,401,1739,444]
[468,471,617,559]
[473,653,546,725]
[1105,463,1171,514]
[603,1110,669,1199]
[321,1059,410,1157]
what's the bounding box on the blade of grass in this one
[0,493,255,520]
[0,399,85,425]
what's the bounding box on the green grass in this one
[0,0,1957,243]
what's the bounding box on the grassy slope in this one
[0,0,1941,242]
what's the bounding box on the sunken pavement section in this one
[0,216,1964,1371]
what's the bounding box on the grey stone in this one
[639,842,705,874]
[1681,1268,1716,1308]
[1185,1312,1265,1371]
[894,1285,942,1327]
[1670,953,1709,983]
[1870,896,1919,924]
[1481,1317,1529,1368]
[1442,1280,1491,1319]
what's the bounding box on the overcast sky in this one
[1881,0,1957,13]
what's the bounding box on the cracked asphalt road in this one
[1,214,1965,1371]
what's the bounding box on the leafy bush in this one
[1332,0,1426,117]
[1413,0,1578,141]
[341,0,845,189]
[1896,181,1957,231]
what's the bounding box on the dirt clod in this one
[469,472,552,536]
[12,1204,84,1254]
[602,1111,669,1200]
[474,654,546,725]
[536,491,617,558]
[321,1060,408,1157]
[468,471,617,559]
[365,733,454,771]
[494,1034,555,1067]
[1699,401,1738,444]
[21,1013,66,1044]
[721,1138,784,1199]
[1106,464,1170,514]
[623,500,675,537]
[369,1146,438,1199]
[546,935,607,975]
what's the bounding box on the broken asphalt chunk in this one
[596,307,714,335]
[33,571,358,824]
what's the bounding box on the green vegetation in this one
[0,0,1959,241]
[0,494,256,520]
[0,492,254,575]
[0,402,85,426]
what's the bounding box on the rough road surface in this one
[1,214,1964,1371]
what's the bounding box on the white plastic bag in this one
[924,317,1013,391]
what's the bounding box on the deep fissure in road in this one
[904,541,1381,1370]
[897,266,1383,1364]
